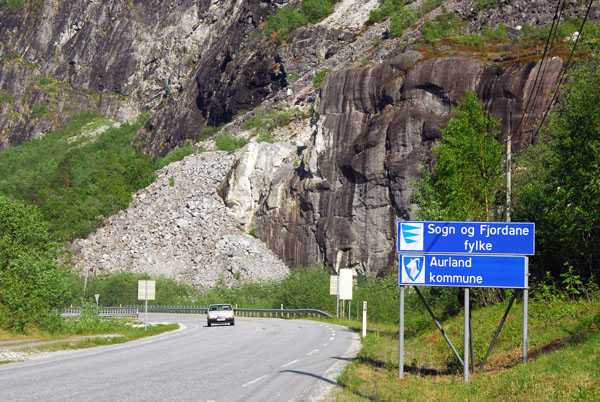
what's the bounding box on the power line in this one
[521,0,568,140]
[531,0,595,141]
[513,0,565,142]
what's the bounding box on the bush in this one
[0,195,69,332]
[513,58,600,287]
[368,0,406,24]
[474,0,501,12]
[83,272,199,306]
[215,132,249,152]
[301,0,333,22]
[32,103,48,115]
[421,12,462,42]
[266,0,338,41]
[266,6,308,40]
[242,106,296,141]
[0,0,22,10]
[368,0,444,38]
[0,92,13,104]
[313,68,331,89]
[256,129,275,144]
[389,9,416,38]
[279,266,334,311]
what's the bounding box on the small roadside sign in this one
[339,269,353,300]
[329,275,338,295]
[138,280,156,300]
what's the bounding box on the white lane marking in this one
[323,343,329,347]
[242,375,268,387]
[329,337,334,341]
[307,349,319,356]
[281,359,299,368]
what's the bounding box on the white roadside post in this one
[145,281,148,330]
[362,301,367,337]
[94,294,100,311]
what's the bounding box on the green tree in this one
[0,195,69,332]
[514,59,600,285]
[411,91,504,221]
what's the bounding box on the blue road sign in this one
[398,221,535,255]
[399,254,528,288]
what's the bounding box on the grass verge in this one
[328,297,600,401]
[0,319,178,364]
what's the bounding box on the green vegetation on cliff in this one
[0,0,43,10]
[266,0,340,41]
[0,112,192,243]
[0,113,156,241]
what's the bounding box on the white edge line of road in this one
[0,323,188,371]
[289,324,362,402]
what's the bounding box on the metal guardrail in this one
[142,305,208,314]
[235,308,332,319]
[61,306,332,319]
[61,307,139,318]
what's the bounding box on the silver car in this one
[206,303,235,326]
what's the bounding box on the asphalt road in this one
[0,313,360,402]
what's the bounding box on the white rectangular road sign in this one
[339,269,353,300]
[138,280,156,300]
[329,275,338,295]
[399,254,528,288]
[398,221,535,255]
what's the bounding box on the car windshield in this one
[209,305,231,311]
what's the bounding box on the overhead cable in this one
[531,0,595,141]
[514,0,565,143]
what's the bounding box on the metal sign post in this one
[337,276,340,318]
[335,250,343,318]
[464,288,469,383]
[399,287,405,379]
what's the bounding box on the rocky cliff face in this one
[220,52,563,274]
[2,0,598,281]
[0,0,284,150]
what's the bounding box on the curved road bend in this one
[0,313,360,402]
